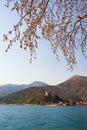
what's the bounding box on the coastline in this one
[0,101,87,106]
[0,103,87,106]
[23,102,87,106]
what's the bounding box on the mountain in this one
[0,84,26,97]
[0,81,48,97]
[56,75,87,100]
[0,85,64,105]
[27,81,48,87]
[0,75,87,105]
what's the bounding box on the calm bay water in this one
[0,105,87,130]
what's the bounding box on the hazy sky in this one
[0,2,87,85]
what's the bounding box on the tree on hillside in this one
[3,0,87,70]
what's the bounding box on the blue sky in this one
[0,2,87,85]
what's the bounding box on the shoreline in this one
[0,103,87,106]
[0,101,87,106]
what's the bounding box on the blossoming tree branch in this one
[3,0,87,70]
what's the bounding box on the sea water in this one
[0,105,87,130]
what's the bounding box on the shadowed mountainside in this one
[0,75,87,105]
[0,86,64,105]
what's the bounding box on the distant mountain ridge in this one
[0,75,87,105]
[27,81,48,87]
[0,81,48,97]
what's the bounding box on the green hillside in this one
[0,86,64,105]
[0,75,87,105]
